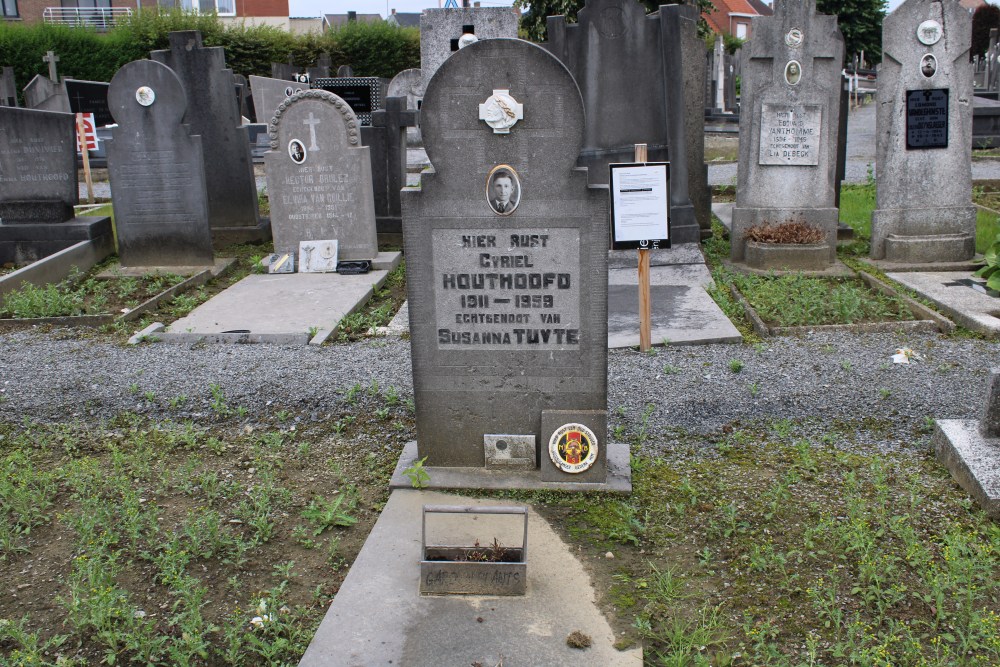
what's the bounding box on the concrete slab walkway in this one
[299,489,642,667]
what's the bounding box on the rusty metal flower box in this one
[419,505,528,596]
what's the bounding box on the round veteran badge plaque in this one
[548,423,598,474]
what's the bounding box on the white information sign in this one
[609,163,670,250]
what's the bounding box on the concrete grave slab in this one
[886,271,1000,337]
[299,489,641,666]
[163,252,400,343]
[934,420,1000,519]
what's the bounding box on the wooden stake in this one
[634,143,651,352]
[76,113,94,205]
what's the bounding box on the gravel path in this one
[1,329,996,452]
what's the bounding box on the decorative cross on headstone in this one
[43,51,59,83]
[303,112,321,150]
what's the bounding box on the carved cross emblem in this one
[478,89,524,134]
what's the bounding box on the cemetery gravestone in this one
[151,31,261,235]
[264,90,378,261]
[730,0,844,266]
[336,64,353,78]
[271,61,298,81]
[545,0,701,243]
[106,59,213,268]
[306,53,332,81]
[1,67,18,107]
[233,73,253,122]
[65,79,113,127]
[310,77,387,126]
[387,68,424,146]
[249,75,307,125]
[402,38,610,484]
[23,51,70,113]
[419,6,519,90]
[870,0,976,263]
[364,96,418,236]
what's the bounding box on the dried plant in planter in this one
[744,220,825,244]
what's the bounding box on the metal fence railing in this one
[42,7,132,30]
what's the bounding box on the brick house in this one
[4,0,289,31]
[703,0,771,40]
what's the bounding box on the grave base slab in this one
[885,271,1000,338]
[0,215,112,266]
[299,488,642,666]
[390,440,632,494]
[933,419,1000,519]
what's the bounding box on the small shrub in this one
[744,221,825,245]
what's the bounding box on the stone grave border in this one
[0,235,114,300]
[728,268,953,337]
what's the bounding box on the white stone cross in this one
[43,51,59,83]
[303,112,321,151]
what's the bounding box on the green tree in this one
[816,0,886,65]
[971,4,1000,60]
[515,0,715,43]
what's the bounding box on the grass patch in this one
[839,183,875,244]
[976,208,999,254]
[335,260,406,342]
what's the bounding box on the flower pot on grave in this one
[419,505,528,596]
[744,241,831,271]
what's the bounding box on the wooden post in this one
[76,113,94,205]
[635,143,651,352]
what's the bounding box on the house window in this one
[178,0,235,16]
[2,0,18,18]
[735,22,748,40]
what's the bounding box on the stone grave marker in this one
[233,73,253,122]
[401,38,611,485]
[271,60,298,81]
[419,5,519,90]
[310,76,387,126]
[23,51,70,113]
[336,64,353,78]
[106,59,213,268]
[151,31,261,234]
[65,79,113,127]
[870,0,976,263]
[264,89,378,261]
[249,75,307,124]
[306,53,332,80]
[363,97,418,237]
[0,106,111,264]
[545,0,701,243]
[1,67,18,107]
[730,0,844,267]
[387,68,424,146]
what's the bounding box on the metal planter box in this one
[419,505,528,596]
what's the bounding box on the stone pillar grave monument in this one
[419,5,519,91]
[1,67,18,107]
[870,0,977,264]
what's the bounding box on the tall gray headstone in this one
[402,38,609,484]
[387,68,424,146]
[249,75,307,125]
[106,60,213,268]
[264,90,378,261]
[545,0,700,243]
[151,31,261,233]
[419,6,519,91]
[1,67,18,107]
[870,0,976,263]
[363,96,418,236]
[730,0,845,265]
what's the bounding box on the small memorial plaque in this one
[299,240,338,273]
[759,103,821,165]
[906,88,948,149]
[310,77,383,125]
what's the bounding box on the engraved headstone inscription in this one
[264,90,378,261]
[401,38,610,485]
[151,31,262,236]
[871,0,976,263]
[106,59,213,268]
[544,0,701,243]
[730,0,844,267]
[65,79,113,127]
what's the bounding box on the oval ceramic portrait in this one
[135,86,156,107]
[920,53,937,78]
[485,164,520,216]
[784,60,802,86]
[288,139,307,164]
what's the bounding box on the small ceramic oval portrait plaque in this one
[785,28,803,48]
[917,20,942,46]
[478,89,524,134]
[486,165,520,216]
[921,53,937,78]
[548,423,599,474]
[135,86,155,107]
[288,139,307,164]
[785,60,802,86]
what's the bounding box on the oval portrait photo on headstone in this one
[486,164,520,216]
[784,60,802,86]
[288,139,306,164]
[548,423,598,474]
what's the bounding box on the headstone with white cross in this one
[264,90,378,261]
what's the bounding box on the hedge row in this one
[0,9,420,104]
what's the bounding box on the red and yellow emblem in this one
[548,423,598,473]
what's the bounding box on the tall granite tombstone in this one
[362,96,418,236]
[870,0,976,263]
[65,79,113,127]
[387,68,424,146]
[402,38,610,485]
[151,31,262,236]
[249,75,307,125]
[264,90,378,261]
[730,0,845,265]
[0,107,110,264]
[1,67,18,107]
[419,6,519,91]
[545,0,700,243]
[988,28,1000,93]
[106,60,213,268]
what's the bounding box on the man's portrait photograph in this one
[486,165,520,216]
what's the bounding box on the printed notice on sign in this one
[432,228,581,350]
[759,103,821,166]
[609,162,670,250]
